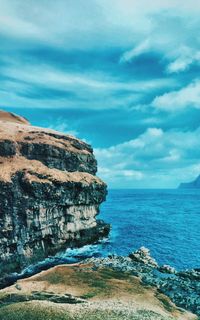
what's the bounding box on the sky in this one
[1,0,200,188]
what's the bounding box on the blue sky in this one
[1,0,200,188]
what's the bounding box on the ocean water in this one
[99,189,200,270]
[9,188,200,284]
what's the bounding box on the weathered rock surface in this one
[0,110,109,275]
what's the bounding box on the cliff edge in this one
[0,110,109,275]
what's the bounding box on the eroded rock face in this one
[0,110,109,275]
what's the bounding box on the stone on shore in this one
[129,246,158,268]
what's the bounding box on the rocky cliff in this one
[0,110,109,275]
[178,174,200,189]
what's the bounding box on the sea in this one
[20,188,200,277]
[99,189,200,270]
[4,188,199,287]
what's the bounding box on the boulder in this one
[129,247,158,268]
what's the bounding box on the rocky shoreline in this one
[1,246,198,318]
[85,247,200,316]
[0,247,196,320]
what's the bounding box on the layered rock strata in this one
[0,110,109,275]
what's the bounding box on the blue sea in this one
[17,189,200,281]
[99,189,200,270]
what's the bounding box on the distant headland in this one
[178,174,200,189]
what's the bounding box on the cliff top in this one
[0,110,99,182]
[0,113,91,155]
[0,110,30,125]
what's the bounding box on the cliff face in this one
[0,110,109,275]
[178,175,200,189]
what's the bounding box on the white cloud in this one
[98,167,143,181]
[0,0,200,52]
[0,0,199,113]
[47,119,78,137]
[120,39,151,63]
[95,127,200,188]
[153,80,200,111]
[3,62,175,92]
[0,0,152,49]
[0,60,176,110]
[166,47,200,74]
[120,35,200,74]
[0,1,46,41]
[114,4,200,74]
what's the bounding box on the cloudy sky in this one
[1,0,200,188]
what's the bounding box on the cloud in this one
[1,0,200,188]
[0,0,152,49]
[166,47,200,74]
[95,127,200,188]
[3,62,170,92]
[0,57,176,110]
[117,7,200,75]
[120,39,151,63]
[46,118,79,137]
[0,0,197,113]
[153,80,200,111]
[98,167,144,182]
[0,1,45,41]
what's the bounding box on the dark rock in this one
[129,247,158,268]
[158,265,176,274]
[0,140,16,157]
[20,141,97,175]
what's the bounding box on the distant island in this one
[178,174,200,189]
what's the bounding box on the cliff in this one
[178,174,200,189]
[0,110,109,275]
